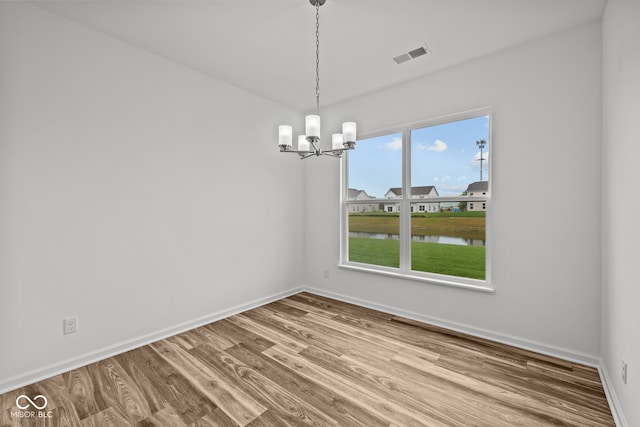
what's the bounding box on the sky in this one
[348,115,490,198]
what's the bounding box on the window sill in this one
[337,262,494,293]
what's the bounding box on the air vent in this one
[409,46,428,58]
[393,44,430,65]
[393,53,412,64]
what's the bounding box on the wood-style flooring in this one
[0,292,615,426]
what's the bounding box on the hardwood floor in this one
[1,292,615,426]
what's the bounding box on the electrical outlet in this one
[323,269,329,278]
[63,317,78,335]
[622,359,627,384]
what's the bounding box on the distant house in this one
[348,188,371,200]
[383,186,440,213]
[465,181,488,211]
[347,188,379,213]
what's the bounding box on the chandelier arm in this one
[309,137,321,153]
[279,147,350,159]
[322,152,343,158]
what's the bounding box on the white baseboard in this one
[599,362,628,427]
[0,286,304,394]
[304,286,601,367]
[3,285,627,427]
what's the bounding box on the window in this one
[342,110,491,290]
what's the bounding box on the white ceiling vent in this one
[393,44,430,65]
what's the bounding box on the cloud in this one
[384,137,402,151]
[469,152,490,182]
[473,151,489,161]
[414,143,427,152]
[433,175,450,183]
[457,175,468,182]
[427,139,447,152]
[471,151,490,167]
[437,183,467,194]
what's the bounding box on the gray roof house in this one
[465,181,488,195]
[348,188,374,200]
[347,188,379,213]
[383,186,441,213]
[384,185,439,199]
[465,181,488,211]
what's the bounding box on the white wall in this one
[4,3,631,421]
[601,0,640,425]
[305,22,603,361]
[0,2,304,391]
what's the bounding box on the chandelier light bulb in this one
[278,125,292,148]
[342,122,357,142]
[305,115,321,138]
[332,133,344,150]
[298,135,310,151]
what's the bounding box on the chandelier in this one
[278,0,357,159]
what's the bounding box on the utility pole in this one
[476,139,486,181]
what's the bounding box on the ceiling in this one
[32,0,606,113]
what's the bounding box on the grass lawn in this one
[349,237,400,268]
[349,212,486,240]
[348,237,485,280]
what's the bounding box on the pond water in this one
[349,232,485,247]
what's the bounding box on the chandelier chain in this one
[315,0,320,116]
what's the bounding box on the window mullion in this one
[399,128,411,273]
[340,152,349,264]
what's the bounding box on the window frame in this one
[339,108,493,292]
